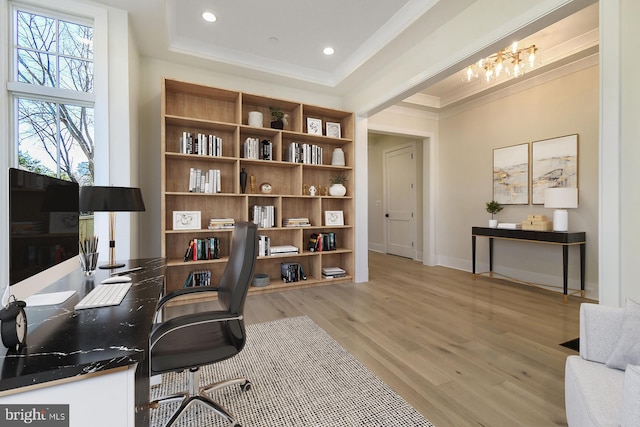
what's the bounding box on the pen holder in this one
[80,252,99,276]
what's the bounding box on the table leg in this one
[489,238,494,277]
[472,235,477,278]
[563,245,569,303]
[580,243,586,298]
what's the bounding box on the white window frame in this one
[1,0,109,301]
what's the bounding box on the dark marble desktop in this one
[0,258,165,424]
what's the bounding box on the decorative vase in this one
[248,111,263,127]
[240,168,247,193]
[331,148,345,166]
[329,183,346,197]
[489,219,498,228]
[270,120,284,130]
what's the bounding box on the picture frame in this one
[324,210,344,226]
[173,211,201,230]
[493,143,529,205]
[306,117,322,135]
[326,122,341,138]
[531,134,578,204]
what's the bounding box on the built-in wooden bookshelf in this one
[161,78,355,296]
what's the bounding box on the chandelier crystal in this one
[464,41,539,83]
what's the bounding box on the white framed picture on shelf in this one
[324,210,344,226]
[173,211,201,230]
[326,122,341,138]
[307,117,322,135]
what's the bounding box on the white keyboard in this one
[75,282,132,310]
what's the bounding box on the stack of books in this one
[283,217,311,227]
[208,218,235,229]
[497,222,522,230]
[322,267,346,279]
[308,232,337,252]
[269,245,299,255]
[286,142,323,165]
[244,138,273,160]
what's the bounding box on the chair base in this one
[151,367,251,427]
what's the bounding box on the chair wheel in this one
[240,381,251,392]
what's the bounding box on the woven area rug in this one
[150,316,434,427]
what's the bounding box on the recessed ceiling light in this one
[323,47,335,56]
[202,12,217,23]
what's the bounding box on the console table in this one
[471,227,586,302]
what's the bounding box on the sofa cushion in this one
[565,355,624,427]
[606,298,640,370]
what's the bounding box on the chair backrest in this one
[217,221,258,314]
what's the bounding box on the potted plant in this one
[328,174,347,197]
[485,200,503,228]
[269,106,288,130]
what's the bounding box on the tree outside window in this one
[12,8,94,184]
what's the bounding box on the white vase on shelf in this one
[331,148,345,166]
[489,219,498,228]
[329,183,346,197]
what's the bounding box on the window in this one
[10,5,94,185]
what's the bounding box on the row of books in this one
[180,132,223,156]
[308,232,337,252]
[183,269,212,287]
[189,168,221,193]
[251,205,275,228]
[286,142,323,165]
[183,237,221,261]
[243,138,273,160]
[208,218,235,229]
[283,217,311,227]
[281,262,307,283]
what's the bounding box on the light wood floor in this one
[171,251,586,426]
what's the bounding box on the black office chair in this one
[150,221,258,427]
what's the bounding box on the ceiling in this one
[89,0,599,111]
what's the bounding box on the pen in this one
[110,266,143,276]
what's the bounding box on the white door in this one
[383,144,416,258]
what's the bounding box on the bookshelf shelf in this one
[161,78,354,295]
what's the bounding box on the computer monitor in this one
[6,168,79,303]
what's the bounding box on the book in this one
[269,245,299,255]
[497,223,522,229]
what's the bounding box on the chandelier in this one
[464,41,539,83]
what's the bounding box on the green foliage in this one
[329,174,347,185]
[485,200,503,218]
[269,106,285,122]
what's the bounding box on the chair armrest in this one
[580,303,625,363]
[150,310,242,351]
[621,365,640,427]
[155,286,221,312]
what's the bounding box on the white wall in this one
[437,64,599,298]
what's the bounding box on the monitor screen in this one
[9,168,79,286]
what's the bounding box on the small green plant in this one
[269,106,288,125]
[329,174,347,185]
[485,200,503,219]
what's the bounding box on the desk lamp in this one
[544,187,578,232]
[79,186,145,269]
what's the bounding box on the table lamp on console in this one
[544,187,578,232]
[79,186,145,269]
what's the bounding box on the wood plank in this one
[166,251,583,426]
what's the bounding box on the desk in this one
[471,227,585,302]
[0,258,165,427]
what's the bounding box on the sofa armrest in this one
[580,303,625,363]
[621,364,640,427]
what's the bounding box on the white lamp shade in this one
[544,188,578,209]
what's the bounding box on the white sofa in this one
[565,302,640,426]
